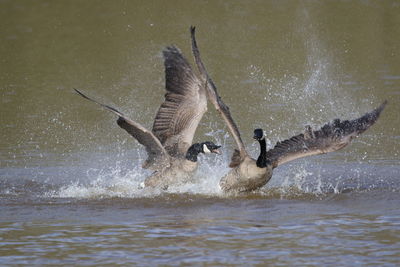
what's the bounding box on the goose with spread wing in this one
[190,26,386,194]
[74,46,221,190]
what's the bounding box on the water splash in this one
[47,131,230,199]
[3,146,397,200]
[50,159,227,199]
[51,167,148,199]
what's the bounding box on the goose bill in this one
[211,145,222,154]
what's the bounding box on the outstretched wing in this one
[266,101,387,168]
[152,46,207,157]
[74,89,170,170]
[190,26,248,166]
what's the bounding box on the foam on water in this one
[52,169,147,199]
[44,150,398,200]
[46,131,230,199]
[50,159,227,199]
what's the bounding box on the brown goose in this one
[74,46,221,190]
[190,26,387,194]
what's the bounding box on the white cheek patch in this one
[203,144,211,154]
[261,130,266,140]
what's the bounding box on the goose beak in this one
[253,135,264,141]
[211,145,222,154]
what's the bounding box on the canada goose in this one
[190,26,387,193]
[74,46,221,190]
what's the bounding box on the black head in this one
[253,128,265,141]
[201,141,221,154]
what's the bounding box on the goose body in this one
[220,156,273,193]
[190,26,386,194]
[144,141,221,189]
[144,157,198,189]
[75,45,221,190]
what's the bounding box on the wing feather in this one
[74,89,170,169]
[267,101,387,168]
[190,26,248,163]
[152,46,207,157]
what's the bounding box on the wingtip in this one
[374,100,388,116]
[190,25,196,34]
[73,88,81,94]
[73,88,90,100]
[162,45,184,62]
[343,100,387,136]
[381,100,388,109]
[164,45,180,53]
[190,26,197,44]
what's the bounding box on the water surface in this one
[1,0,399,265]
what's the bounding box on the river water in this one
[1,0,399,266]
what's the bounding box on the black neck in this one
[185,143,202,162]
[256,138,268,168]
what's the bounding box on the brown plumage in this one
[266,101,387,168]
[74,45,221,189]
[190,26,386,194]
[152,47,207,158]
